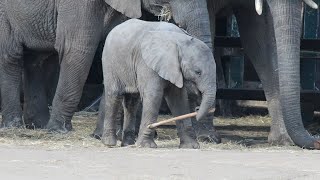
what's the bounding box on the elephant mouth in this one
[185,81,201,96]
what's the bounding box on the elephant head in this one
[105,0,212,49]
[250,0,320,149]
[140,31,217,121]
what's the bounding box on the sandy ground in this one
[0,113,319,179]
[0,145,320,180]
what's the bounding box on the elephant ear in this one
[140,31,183,88]
[104,0,142,18]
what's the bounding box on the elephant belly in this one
[119,72,139,94]
[22,38,56,51]
[108,65,139,94]
[5,0,57,50]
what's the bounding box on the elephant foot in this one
[192,120,221,144]
[46,120,69,134]
[65,120,73,131]
[121,131,136,147]
[91,133,102,140]
[91,128,103,140]
[24,110,49,129]
[1,117,24,128]
[196,129,221,144]
[101,129,117,147]
[25,118,49,129]
[268,130,293,146]
[179,137,200,149]
[178,127,200,149]
[24,117,48,129]
[136,137,157,148]
[25,122,44,129]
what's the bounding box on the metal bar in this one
[214,37,320,51]
[216,88,320,103]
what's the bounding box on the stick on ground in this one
[147,108,216,129]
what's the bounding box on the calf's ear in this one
[140,31,183,88]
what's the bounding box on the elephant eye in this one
[195,70,201,76]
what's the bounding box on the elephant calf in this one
[101,19,217,148]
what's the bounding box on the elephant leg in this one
[235,9,293,145]
[189,94,221,144]
[115,104,124,141]
[165,87,200,149]
[92,92,106,139]
[46,1,103,132]
[23,53,51,129]
[134,102,143,137]
[101,93,122,147]
[0,22,24,127]
[121,93,140,147]
[92,91,125,141]
[46,49,97,133]
[136,86,164,148]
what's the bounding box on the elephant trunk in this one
[272,0,320,149]
[196,87,216,121]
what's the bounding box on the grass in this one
[0,112,317,151]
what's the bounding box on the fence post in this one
[301,3,319,126]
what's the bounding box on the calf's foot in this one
[136,128,157,148]
[268,128,293,146]
[121,131,136,147]
[179,127,200,149]
[136,137,157,148]
[196,129,221,144]
[101,129,117,147]
[46,119,68,134]
[179,137,200,149]
[193,120,221,144]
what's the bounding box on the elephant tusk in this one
[255,0,263,15]
[303,0,318,9]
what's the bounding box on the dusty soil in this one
[0,113,320,179]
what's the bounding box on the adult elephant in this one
[207,0,320,149]
[0,0,216,135]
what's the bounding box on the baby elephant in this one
[101,19,216,148]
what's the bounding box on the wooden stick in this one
[147,108,216,129]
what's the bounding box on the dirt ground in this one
[0,112,320,179]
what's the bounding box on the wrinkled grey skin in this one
[101,19,216,148]
[0,0,217,137]
[208,0,320,149]
[0,0,130,131]
[94,0,221,143]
